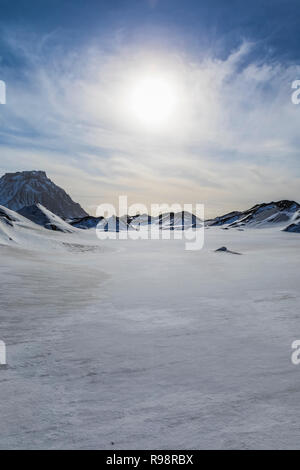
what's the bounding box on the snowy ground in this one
[0,227,300,449]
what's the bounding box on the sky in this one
[0,0,300,217]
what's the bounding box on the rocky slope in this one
[208,201,300,229]
[0,171,88,219]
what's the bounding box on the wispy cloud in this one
[0,29,300,216]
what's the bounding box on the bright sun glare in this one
[129,75,177,129]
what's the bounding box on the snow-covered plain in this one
[0,223,300,449]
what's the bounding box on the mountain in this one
[70,215,104,229]
[18,204,76,232]
[96,215,133,232]
[0,170,88,219]
[130,211,202,230]
[207,210,242,227]
[208,200,300,229]
[93,211,203,233]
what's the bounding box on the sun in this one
[129,75,177,129]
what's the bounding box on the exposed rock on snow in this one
[0,170,88,219]
[283,209,300,233]
[0,205,31,225]
[215,246,242,255]
[284,223,300,233]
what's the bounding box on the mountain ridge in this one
[0,170,299,233]
[0,170,88,219]
[207,200,300,229]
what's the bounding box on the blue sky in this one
[0,0,300,216]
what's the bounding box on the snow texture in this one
[0,209,300,449]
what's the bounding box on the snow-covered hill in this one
[0,204,45,246]
[208,200,300,230]
[0,204,77,247]
[18,204,77,232]
[0,171,88,219]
